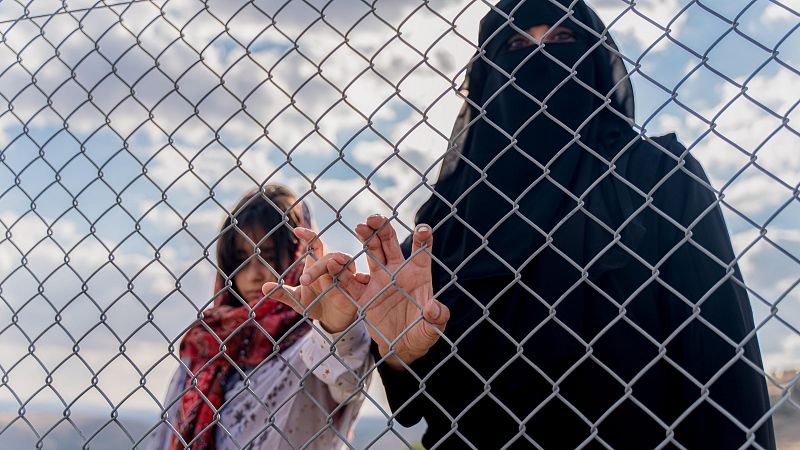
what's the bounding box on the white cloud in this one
[1,0,695,199]
[761,0,800,24]
[592,0,690,52]
[695,67,798,166]
[723,170,795,217]
[0,208,209,339]
[764,333,800,372]
[0,333,180,412]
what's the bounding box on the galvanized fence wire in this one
[0,0,798,448]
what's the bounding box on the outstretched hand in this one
[261,227,370,334]
[330,215,450,370]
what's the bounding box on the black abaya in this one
[370,1,776,449]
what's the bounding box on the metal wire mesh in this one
[0,0,798,448]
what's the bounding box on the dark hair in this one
[216,185,303,306]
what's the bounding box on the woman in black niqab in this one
[370,0,776,449]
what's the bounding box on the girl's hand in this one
[261,228,370,334]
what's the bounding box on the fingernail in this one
[417,225,429,233]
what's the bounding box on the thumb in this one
[422,299,449,335]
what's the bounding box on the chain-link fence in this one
[1,0,799,448]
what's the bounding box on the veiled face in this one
[506,24,576,50]
[485,20,591,134]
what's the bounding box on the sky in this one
[0,0,798,447]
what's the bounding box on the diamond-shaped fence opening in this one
[0,0,798,449]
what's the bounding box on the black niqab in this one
[416,0,642,283]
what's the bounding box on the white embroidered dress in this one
[146,320,373,450]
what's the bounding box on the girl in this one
[147,185,372,450]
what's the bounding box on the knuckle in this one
[424,322,438,340]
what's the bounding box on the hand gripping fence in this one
[0,0,798,449]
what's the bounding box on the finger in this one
[356,222,386,272]
[410,223,433,268]
[294,227,324,260]
[299,253,334,286]
[364,214,387,230]
[423,298,449,329]
[331,252,356,271]
[405,298,449,357]
[261,281,303,311]
[329,253,371,283]
[421,299,450,343]
[324,252,349,278]
[353,272,370,284]
[368,216,404,265]
[326,254,367,300]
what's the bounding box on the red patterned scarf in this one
[169,209,312,449]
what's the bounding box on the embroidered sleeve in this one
[299,320,373,404]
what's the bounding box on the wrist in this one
[381,347,420,371]
[318,319,348,334]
